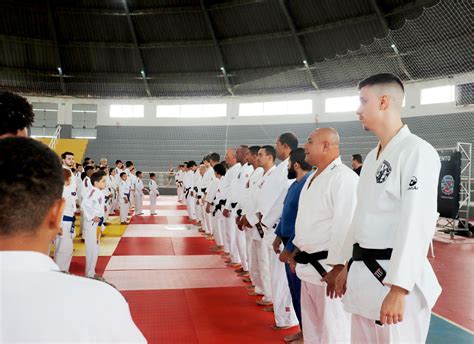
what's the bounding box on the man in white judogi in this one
[176,164,185,202]
[224,145,253,273]
[0,138,146,343]
[200,156,216,235]
[293,128,357,343]
[243,135,299,330]
[183,161,198,220]
[216,148,242,266]
[336,73,442,343]
[194,165,205,229]
[205,163,226,249]
[238,146,266,300]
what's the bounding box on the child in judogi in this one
[54,168,77,272]
[134,171,144,215]
[79,165,95,239]
[149,173,159,215]
[119,172,131,224]
[81,170,107,278]
[107,168,118,214]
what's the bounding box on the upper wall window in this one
[156,104,226,118]
[110,104,144,118]
[420,85,455,105]
[325,96,359,113]
[239,99,312,116]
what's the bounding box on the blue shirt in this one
[274,172,310,252]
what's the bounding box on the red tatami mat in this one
[122,288,298,344]
[113,237,175,256]
[69,256,111,276]
[172,237,219,255]
[431,241,474,331]
[130,216,194,225]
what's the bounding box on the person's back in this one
[1,251,145,342]
[0,137,146,343]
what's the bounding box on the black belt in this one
[348,243,392,285]
[231,202,237,208]
[255,222,264,239]
[197,195,202,199]
[185,187,190,198]
[294,250,328,277]
[201,188,207,193]
[193,187,198,192]
[236,209,242,217]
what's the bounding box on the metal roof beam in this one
[369,0,414,80]
[46,0,65,94]
[122,0,151,97]
[199,0,234,96]
[278,0,318,90]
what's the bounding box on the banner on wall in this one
[437,150,462,219]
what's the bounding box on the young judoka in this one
[134,171,144,215]
[149,173,159,215]
[206,163,227,250]
[293,128,358,343]
[81,170,107,278]
[54,168,77,272]
[336,73,442,343]
[107,168,118,214]
[119,172,130,224]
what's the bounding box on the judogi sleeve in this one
[326,171,359,266]
[383,144,440,292]
[82,191,100,221]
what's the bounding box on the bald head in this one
[304,127,340,168]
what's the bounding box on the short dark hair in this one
[358,73,404,93]
[120,172,126,178]
[278,132,298,151]
[208,153,220,162]
[290,148,312,171]
[136,171,142,177]
[75,163,82,168]
[84,165,94,173]
[0,138,63,236]
[249,146,260,156]
[109,167,115,174]
[150,173,155,178]
[61,151,74,160]
[99,166,107,171]
[84,157,91,162]
[261,145,276,161]
[213,163,226,176]
[81,172,86,180]
[187,160,197,168]
[352,154,363,164]
[115,160,122,165]
[90,170,106,185]
[0,91,35,136]
[125,161,134,168]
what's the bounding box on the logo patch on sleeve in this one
[375,160,392,183]
[408,176,418,190]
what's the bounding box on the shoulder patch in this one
[375,160,392,184]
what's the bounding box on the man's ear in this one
[380,95,390,111]
[45,199,65,240]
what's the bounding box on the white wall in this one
[26,75,473,127]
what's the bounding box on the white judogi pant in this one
[120,198,129,223]
[225,216,241,264]
[84,220,102,277]
[217,216,229,253]
[204,211,212,234]
[211,215,223,246]
[350,286,431,343]
[54,219,75,272]
[135,191,143,214]
[266,233,298,327]
[248,235,269,299]
[186,196,197,220]
[150,192,157,214]
[301,281,351,344]
[235,224,248,271]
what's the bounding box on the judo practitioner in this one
[119,172,131,224]
[149,173,159,215]
[336,73,442,343]
[134,171,144,215]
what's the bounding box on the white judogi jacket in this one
[135,179,144,194]
[183,170,194,195]
[119,180,131,202]
[215,163,241,205]
[225,163,254,215]
[194,171,203,198]
[294,157,359,286]
[248,158,292,229]
[62,184,77,218]
[341,125,442,320]
[201,167,214,191]
[63,165,76,193]
[81,176,92,200]
[0,251,146,343]
[149,180,159,196]
[81,187,106,232]
[241,167,265,240]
